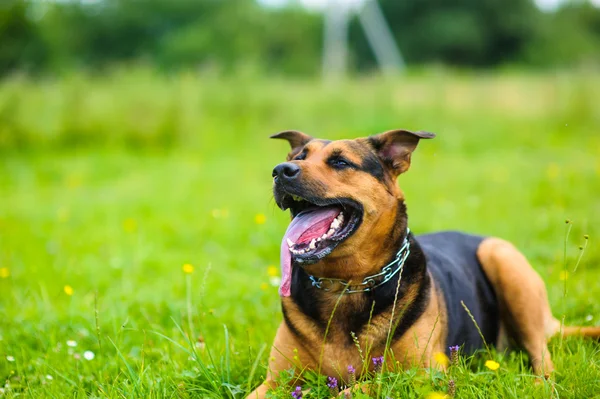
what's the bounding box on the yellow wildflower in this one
[433,351,449,367]
[267,265,279,277]
[426,393,447,399]
[211,209,230,219]
[57,207,69,222]
[485,360,500,371]
[559,270,569,281]
[260,283,269,290]
[255,213,266,225]
[122,218,137,233]
[546,163,560,180]
[66,174,83,189]
[182,264,194,274]
[491,167,508,183]
[64,285,74,296]
[0,267,9,279]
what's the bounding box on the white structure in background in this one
[322,0,404,81]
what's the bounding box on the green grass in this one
[1,69,600,398]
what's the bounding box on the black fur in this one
[285,204,431,348]
[358,151,385,181]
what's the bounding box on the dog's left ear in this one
[270,130,314,160]
[368,129,435,176]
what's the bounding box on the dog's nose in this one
[272,162,301,180]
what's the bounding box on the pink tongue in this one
[279,206,341,296]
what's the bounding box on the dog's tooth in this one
[331,219,340,229]
[309,239,316,249]
[321,234,328,239]
[286,238,294,248]
[327,228,334,236]
[316,237,321,242]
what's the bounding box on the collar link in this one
[308,228,411,294]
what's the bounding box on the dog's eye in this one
[329,158,350,169]
[294,151,307,161]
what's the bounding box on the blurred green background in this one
[2,0,600,77]
[1,0,600,398]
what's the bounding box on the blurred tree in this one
[26,0,322,76]
[523,1,600,66]
[0,0,599,77]
[349,0,541,68]
[0,1,47,74]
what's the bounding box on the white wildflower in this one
[269,276,281,287]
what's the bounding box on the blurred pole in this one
[322,0,351,83]
[358,0,405,76]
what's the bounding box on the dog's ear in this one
[368,129,435,176]
[270,130,314,161]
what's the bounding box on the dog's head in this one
[272,130,434,296]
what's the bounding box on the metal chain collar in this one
[308,228,411,294]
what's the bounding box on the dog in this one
[248,129,600,398]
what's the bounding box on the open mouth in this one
[275,188,364,297]
[279,194,363,265]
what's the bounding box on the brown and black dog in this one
[248,129,600,398]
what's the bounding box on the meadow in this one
[0,69,599,398]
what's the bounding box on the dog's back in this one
[417,231,500,353]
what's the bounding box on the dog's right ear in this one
[270,130,314,161]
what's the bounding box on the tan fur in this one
[477,237,558,377]
[247,131,597,398]
[390,276,447,369]
[560,326,600,338]
[246,322,314,399]
[249,281,446,398]
[248,136,425,397]
[290,140,405,280]
[477,237,600,379]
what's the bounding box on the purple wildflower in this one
[372,356,384,372]
[291,386,302,399]
[327,376,338,389]
[449,345,460,365]
[347,364,356,386]
[327,376,339,396]
[448,379,456,397]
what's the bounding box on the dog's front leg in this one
[246,322,313,399]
